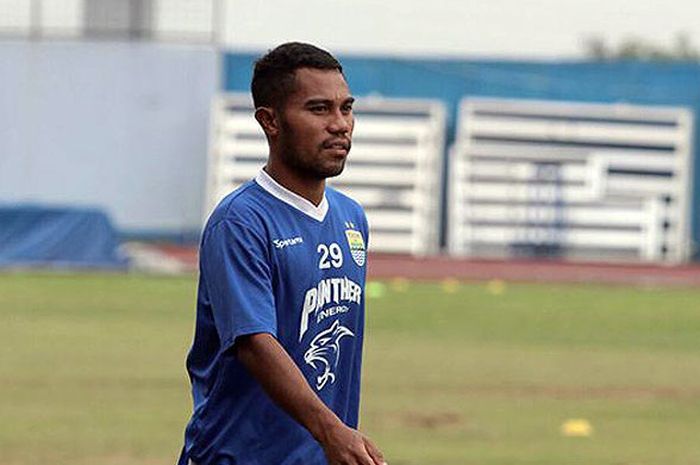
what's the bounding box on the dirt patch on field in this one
[397,411,463,429]
[149,245,700,287]
[74,455,166,465]
[368,253,700,287]
[412,384,700,401]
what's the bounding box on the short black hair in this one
[251,42,343,109]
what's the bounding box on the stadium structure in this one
[2,0,700,283]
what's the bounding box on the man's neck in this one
[264,159,326,206]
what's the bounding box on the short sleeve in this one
[361,211,369,249]
[200,219,277,350]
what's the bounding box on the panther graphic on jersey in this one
[304,319,355,390]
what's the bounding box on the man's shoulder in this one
[205,180,268,232]
[326,186,365,215]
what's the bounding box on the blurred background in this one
[1,1,700,464]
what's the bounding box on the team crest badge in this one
[344,224,366,267]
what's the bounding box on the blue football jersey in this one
[179,169,369,465]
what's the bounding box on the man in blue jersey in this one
[178,42,386,465]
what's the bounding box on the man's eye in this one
[310,106,327,113]
[341,104,353,113]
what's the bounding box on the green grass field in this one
[1,272,699,465]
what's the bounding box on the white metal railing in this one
[207,93,446,255]
[449,97,694,263]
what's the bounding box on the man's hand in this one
[318,421,386,465]
[235,333,386,465]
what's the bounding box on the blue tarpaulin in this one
[0,205,128,269]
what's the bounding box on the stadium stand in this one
[207,94,446,255]
[448,98,694,263]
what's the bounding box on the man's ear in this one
[254,107,279,137]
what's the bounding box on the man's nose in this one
[328,110,352,134]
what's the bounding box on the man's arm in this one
[235,333,385,465]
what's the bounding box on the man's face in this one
[276,68,354,180]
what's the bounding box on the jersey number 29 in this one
[317,243,343,269]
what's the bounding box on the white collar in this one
[255,169,329,222]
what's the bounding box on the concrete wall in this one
[0,40,217,238]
